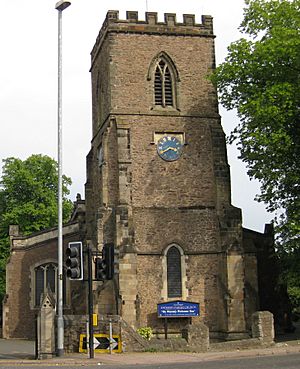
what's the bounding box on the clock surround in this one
[157,135,183,161]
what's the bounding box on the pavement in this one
[0,338,300,366]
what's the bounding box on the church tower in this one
[86,10,248,339]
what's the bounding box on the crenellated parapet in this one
[91,10,214,62]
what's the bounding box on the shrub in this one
[137,327,153,340]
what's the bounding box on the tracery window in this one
[148,52,179,109]
[154,59,174,107]
[35,263,57,306]
[34,263,66,307]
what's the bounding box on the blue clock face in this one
[157,136,183,161]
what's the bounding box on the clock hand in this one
[160,148,171,154]
[160,147,178,154]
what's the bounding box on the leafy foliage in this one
[279,250,300,310]
[211,0,300,250]
[0,154,73,300]
[137,327,153,341]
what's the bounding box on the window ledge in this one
[150,106,181,115]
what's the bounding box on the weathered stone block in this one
[252,311,274,343]
[182,321,209,351]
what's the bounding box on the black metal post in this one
[87,245,94,359]
[164,318,168,339]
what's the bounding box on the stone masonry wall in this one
[137,253,221,333]
[86,10,247,339]
[3,225,83,339]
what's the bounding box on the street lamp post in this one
[55,0,71,357]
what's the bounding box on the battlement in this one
[105,10,213,28]
[91,10,214,62]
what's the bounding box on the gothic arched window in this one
[148,52,179,109]
[154,59,174,107]
[35,263,57,306]
[34,263,68,307]
[167,246,182,298]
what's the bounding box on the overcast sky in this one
[0,0,272,232]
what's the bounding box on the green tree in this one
[0,154,73,299]
[279,250,300,311]
[211,0,300,250]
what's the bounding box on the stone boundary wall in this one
[63,315,149,353]
[210,337,273,352]
[63,311,274,353]
[64,315,88,353]
[182,322,209,352]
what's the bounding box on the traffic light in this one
[95,243,114,281]
[95,258,106,281]
[66,241,83,280]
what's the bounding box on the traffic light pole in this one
[87,245,94,359]
[65,243,114,358]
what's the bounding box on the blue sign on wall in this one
[157,301,200,318]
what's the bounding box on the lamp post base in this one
[56,348,64,357]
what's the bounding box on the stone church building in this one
[3,11,275,343]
